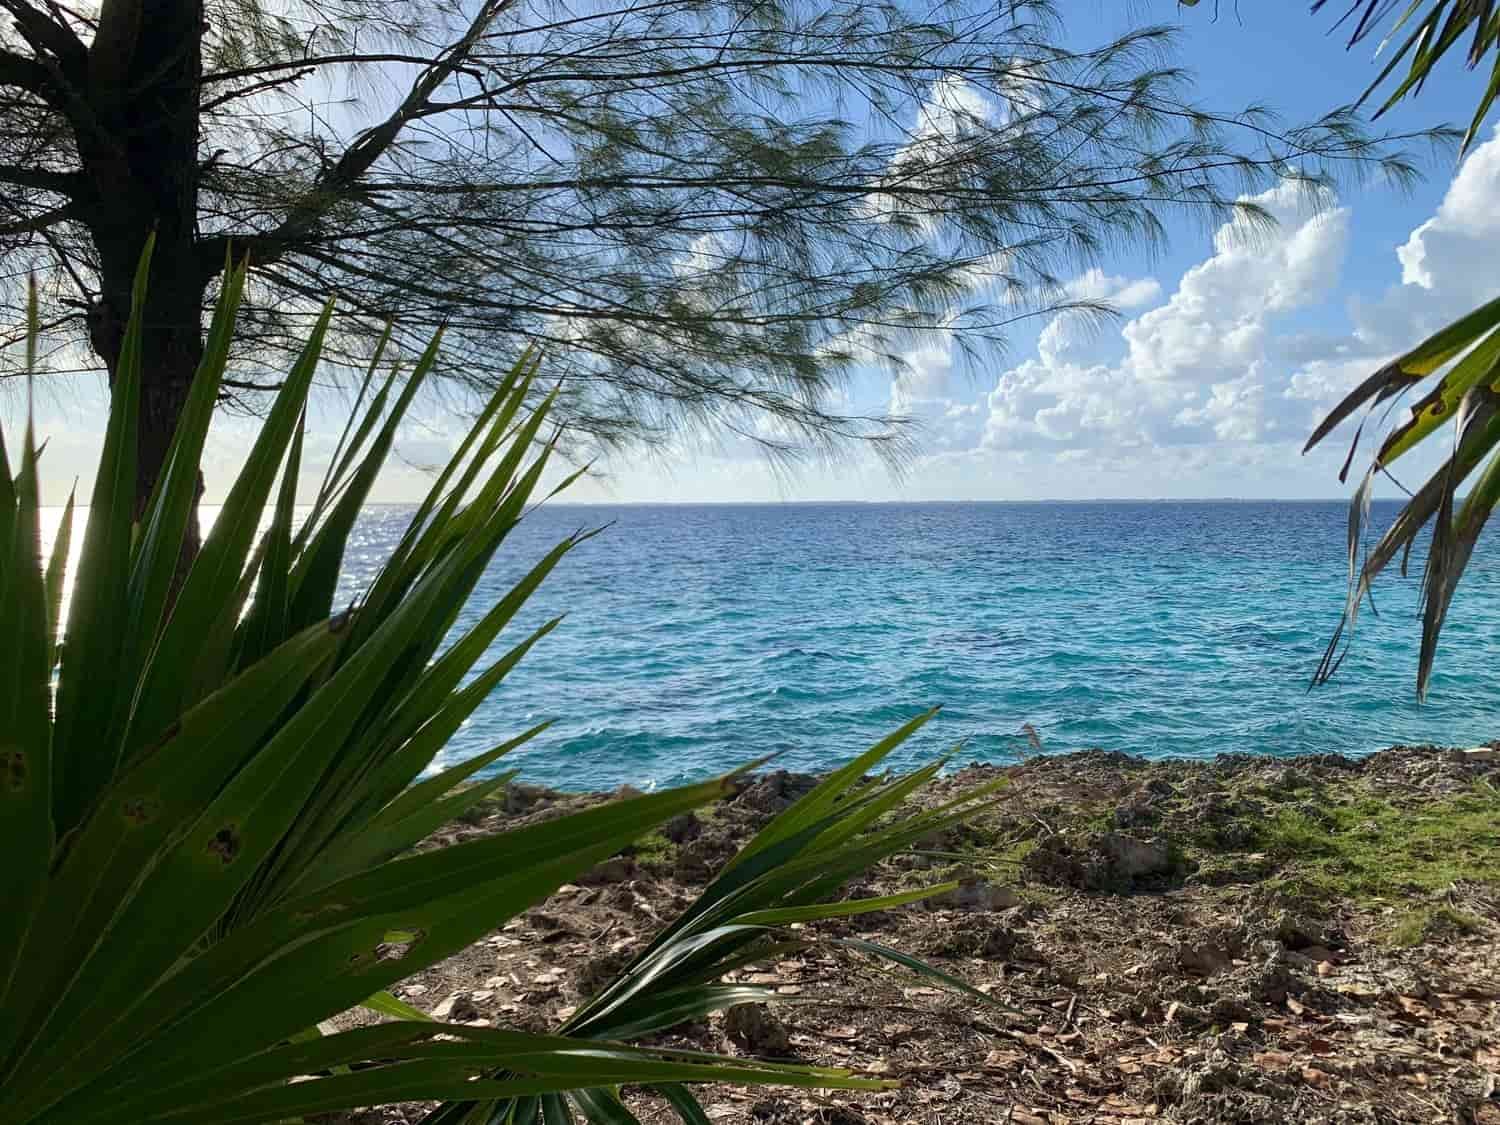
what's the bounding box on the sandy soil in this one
[329,745,1500,1125]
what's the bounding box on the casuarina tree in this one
[1,0,1428,533]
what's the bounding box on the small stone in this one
[574,946,634,998]
[673,841,717,883]
[431,991,481,1022]
[1022,829,1179,891]
[663,812,703,844]
[503,782,557,815]
[1300,944,1341,963]
[1097,832,1172,881]
[733,771,819,818]
[914,826,961,852]
[578,856,637,886]
[931,878,1020,912]
[922,918,1031,960]
[1177,942,1232,977]
[1112,800,1159,828]
[724,1003,792,1056]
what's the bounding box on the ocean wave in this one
[356,500,1500,790]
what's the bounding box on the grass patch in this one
[628,830,676,865]
[1389,905,1485,948]
[1187,782,1500,902]
[987,835,1037,868]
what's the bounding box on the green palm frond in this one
[1312,0,1500,152]
[1303,0,1500,696]
[1307,295,1500,697]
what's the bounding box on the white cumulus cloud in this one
[972,180,1351,456]
[1348,125,1500,358]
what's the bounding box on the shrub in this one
[0,247,998,1124]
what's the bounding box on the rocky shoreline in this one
[335,744,1500,1124]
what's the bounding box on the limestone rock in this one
[724,1003,792,1056]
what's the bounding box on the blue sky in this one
[13,0,1500,505]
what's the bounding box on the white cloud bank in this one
[575,130,1500,503]
[880,126,1500,497]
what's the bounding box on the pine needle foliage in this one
[0,0,1440,482]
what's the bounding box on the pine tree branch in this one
[196,0,514,278]
[0,161,81,192]
[0,47,48,92]
[5,0,1452,468]
[0,200,78,235]
[200,53,484,85]
[199,67,314,113]
[0,0,86,72]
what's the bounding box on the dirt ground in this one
[333,745,1500,1125]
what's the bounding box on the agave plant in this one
[1299,1,1500,696]
[0,243,1000,1125]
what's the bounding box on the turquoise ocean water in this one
[333,500,1500,791]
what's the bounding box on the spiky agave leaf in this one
[1,250,988,1125]
[423,709,1013,1125]
[0,284,52,1030]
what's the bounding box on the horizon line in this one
[61,495,1394,510]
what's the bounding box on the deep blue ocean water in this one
[334,500,1500,791]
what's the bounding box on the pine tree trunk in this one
[88,250,206,554]
[88,272,204,490]
[81,0,209,554]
